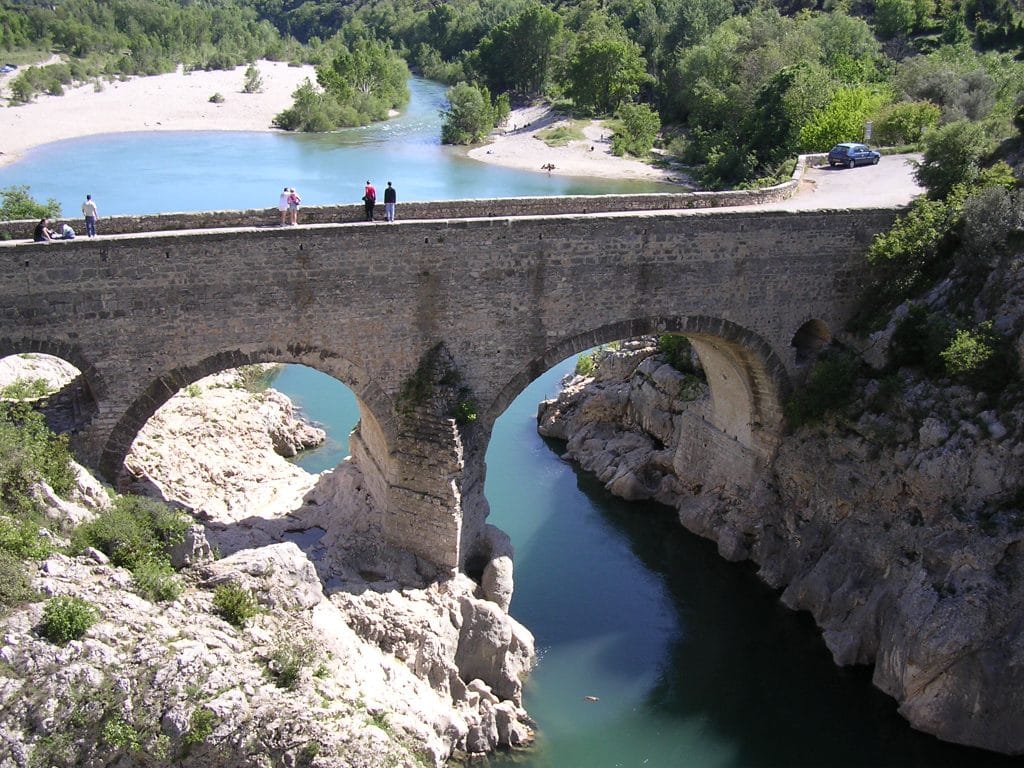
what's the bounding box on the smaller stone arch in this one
[0,337,101,436]
[0,337,101,398]
[98,345,396,482]
[791,318,833,367]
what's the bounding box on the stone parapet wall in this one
[0,181,799,241]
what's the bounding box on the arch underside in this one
[0,336,99,397]
[485,315,791,456]
[99,343,396,481]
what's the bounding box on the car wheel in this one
[847,158,855,169]
[872,156,879,165]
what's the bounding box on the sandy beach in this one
[0,59,315,168]
[467,103,690,185]
[0,57,687,184]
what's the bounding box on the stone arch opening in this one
[791,319,832,367]
[0,341,98,435]
[463,316,791,568]
[484,316,790,455]
[99,346,397,484]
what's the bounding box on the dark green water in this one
[275,362,1021,768]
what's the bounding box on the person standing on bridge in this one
[287,187,301,226]
[383,181,397,222]
[278,187,290,226]
[81,194,98,238]
[363,180,376,222]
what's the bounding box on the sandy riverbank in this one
[0,59,315,168]
[467,104,692,185]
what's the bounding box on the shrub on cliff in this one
[132,557,183,603]
[849,193,962,332]
[784,348,862,428]
[39,595,97,644]
[0,550,38,614]
[0,404,74,558]
[212,582,260,627]
[888,304,954,376]
[71,496,187,602]
[940,322,1017,391]
[658,335,702,376]
[266,639,316,690]
[72,496,188,571]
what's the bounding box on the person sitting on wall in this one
[59,222,76,239]
[33,218,55,242]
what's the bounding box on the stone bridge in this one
[0,197,899,575]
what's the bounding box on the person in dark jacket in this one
[383,181,397,222]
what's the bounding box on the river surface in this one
[5,78,1021,766]
[0,78,671,216]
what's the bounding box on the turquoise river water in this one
[3,77,1021,767]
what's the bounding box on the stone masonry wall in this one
[0,205,897,570]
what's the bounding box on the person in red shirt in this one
[363,180,376,222]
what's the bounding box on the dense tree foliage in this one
[440,81,500,144]
[568,34,651,115]
[472,2,563,98]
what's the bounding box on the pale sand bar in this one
[467,104,691,185]
[0,60,315,168]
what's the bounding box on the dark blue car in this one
[827,142,880,168]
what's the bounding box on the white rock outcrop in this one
[538,337,1024,755]
[0,364,534,766]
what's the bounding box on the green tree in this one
[745,61,832,167]
[473,2,563,97]
[441,82,495,145]
[0,186,61,221]
[874,0,917,40]
[568,35,652,115]
[316,36,410,121]
[611,102,660,156]
[872,101,941,145]
[914,120,991,198]
[242,63,263,93]
[798,86,891,151]
[272,80,337,132]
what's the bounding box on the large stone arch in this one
[465,316,791,549]
[484,315,790,448]
[98,344,397,482]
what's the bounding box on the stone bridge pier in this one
[0,204,897,575]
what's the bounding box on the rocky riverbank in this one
[0,362,534,766]
[538,332,1024,755]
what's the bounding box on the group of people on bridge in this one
[281,181,398,226]
[31,193,99,243]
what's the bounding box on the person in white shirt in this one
[81,194,99,237]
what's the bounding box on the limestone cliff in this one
[538,330,1024,754]
[0,364,534,767]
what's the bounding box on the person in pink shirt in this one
[362,180,376,222]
